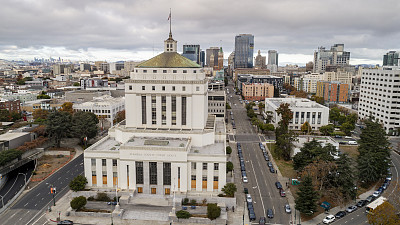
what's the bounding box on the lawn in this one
[339,145,359,159]
[267,143,297,179]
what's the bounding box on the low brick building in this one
[242,83,274,101]
[0,99,21,113]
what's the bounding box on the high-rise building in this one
[83,28,227,194]
[109,62,125,74]
[358,67,400,135]
[182,45,201,65]
[206,47,219,68]
[217,47,224,70]
[199,50,205,67]
[80,63,91,72]
[267,50,278,66]
[316,81,350,103]
[313,44,350,73]
[254,50,266,69]
[383,51,400,66]
[234,34,254,68]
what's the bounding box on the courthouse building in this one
[84,31,227,195]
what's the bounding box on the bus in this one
[365,196,387,214]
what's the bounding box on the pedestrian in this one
[232,206,235,212]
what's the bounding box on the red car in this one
[280,189,286,197]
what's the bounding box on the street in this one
[0,154,84,225]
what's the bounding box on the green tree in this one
[293,140,336,171]
[0,149,23,166]
[0,109,11,121]
[72,111,99,145]
[176,210,191,219]
[37,91,51,99]
[221,183,237,197]
[247,109,256,118]
[113,110,125,124]
[69,175,88,192]
[224,77,228,86]
[10,112,22,122]
[60,102,74,114]
[319,124,334,136]
[329,107,341,125]
[207,203,221,220]
[310,95,325,105]
[73,82,80,86]
[245,102,255,111]
[226,102,231,110]
[295,176,319,216]
[340,122,354,136]
[357,118,391,186]
[46,111,72,147]
[70,196,87,210]
[226,161,233,173]
[275,103,297,160]
[301,121,311,134]
[334,153,356,200]
[226,146,232,155]
[258,102,265,114]
[367,201,400,225]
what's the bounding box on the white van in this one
[348,141,357,145]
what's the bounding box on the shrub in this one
[0,149,23,166]
[176,210,191,219]
[182,198,189,205]
[87,196,95,201]
[96,192,111,202]
[190,199,197,206]
[70,196,87,210]
[202,198,207,206]
[207,203,221,220]
[222,183,237,197]
[217,194,225,197]
[69,175,88,192]
[226,161,233,173]
[226,146,232,155]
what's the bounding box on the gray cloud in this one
[0,0,399,64]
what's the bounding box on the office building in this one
[0,99,21,113]
[237,74,283,94]
[208,90,225,117]
[83,30,227,195]
[234,34,254,68]
[217,47,224,71]
[267,50,278,73]
[264,98,329,130]
[109,62,125,74]
[316,81,350,103]
[182,45,201,65]
[80,63,91,72]
[383,51,400,66]
[358,67,400,135]
[254,50,266,69]
[242,83,274,101]
[313,44,350,73]
[206,47,219,68]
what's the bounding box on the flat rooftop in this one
[0,132,30,141]
[190,142,225,155]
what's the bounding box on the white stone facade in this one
[358,67,400,135]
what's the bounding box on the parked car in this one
[246,194,252,203]
[284,204,291,213]
[269,166,275,173]
[348,141,357,145]
[323,215,335,224]
[382,182,389,190]
[335,211,346,219]
[249,208,256,221]
[241,171,247,177]
[280,189,286,197]
[268,162,273,167]
[264,155,269,161]
[366,195,375,203]
[372,191,381,198]
[259,216,266,225]
[267,209,274,218]
[356,200,367,207]
[275,182,282,189]
[107,201,118,205]
[247,201,254,210]
[346,205,357,213]
[344,136,352,139]
[243,176,248,183]
[244,188,248,194]
[334,135,342,138]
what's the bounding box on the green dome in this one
[137,52,201,68]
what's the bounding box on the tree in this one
[247,109,256,118]
[226,102,231,110]
[357,118,391,185]
[224,77,228,86]
[207,203,221,220]
[226,146,232,155]
[340,122,354,136]
[300,160,337,191]
[60,102,74,114]
[69,175,88,192]
[221,183,237,197]
[275,103,297,160]
[293,140,336,171]
[319,124,334,136]
[70,196,87,210]
[176,210,191,219]
[114,110,125,124]
[301,121,311,134]
[329,107,341,125]
[0,109,11,121]
[258,102,265,114]
[295,176,319,216]
[310,95,325,105]
[72,111,99,145]
[73,82,80,86]
[226,161,233,173]
[46,111,72,147]
[33,108,49,122]
[367,201,400,225]
[37,91,51,99]
[0,149,23,166]
[10,112,22,122]
[334,153,356,201]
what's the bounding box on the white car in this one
[323,215,335,224]
[372,191,381,197]
[246,194,252,203]
[243,176,248,183]
[344,136,352,139]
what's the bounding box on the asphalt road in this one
[0,161,34,209]
[0,154,84,225]
[227,83,290,224]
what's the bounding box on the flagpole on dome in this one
[168,8,172,38]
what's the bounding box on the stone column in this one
[143,161,150,194]
[157,162,163,195]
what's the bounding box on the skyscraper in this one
[383,51,400,66]
[267,50,278,72]
[182,44,201,65]
[254,50,266,69]
[206,47,219,68]
[313,44,350,73]
[234,34,254,68]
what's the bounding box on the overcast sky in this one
[0,0,399,66]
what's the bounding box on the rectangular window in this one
[161,96,167,125]
[102,159,106,166]
[312,112,316,124]
[136,161,143,184]
[152,86,155,91]
[142,86,145,90]
[129,85,132,90]
[196,87,199,91]
[163,162,171,185]
[191,162,196,170]
[172,86,175,91]
[214,163,219,170]
[295,112,299,124]
[301,112,305,124]
[91,158,96,166]
[317,112,322,124]
[183,70,187,73]
[202,176,207,189]
[141,95,146,124]
[182,86,186,91]
[182,96,187,125]
[173,70,177,73]
[102,171,107,184]
[149,162,157,185]
[171,96,176,125]
[191,175,196,188]
[306,112,310,123]
[112,159,117,167]
[203,163,207,170]
[152,95,157,125]
[162,86,165,91]
[163,70,167,73]
[113,172,118,186]
[153,70,157,73]
[143,70,147,73]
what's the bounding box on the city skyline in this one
[0,0,399,65]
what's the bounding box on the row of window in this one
[129,85,201,92]
[136,69,198,74]
[362,73,400,77]
[191,162,219,170]
[293,111,322,125]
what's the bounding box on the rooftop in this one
[137,52,201,68]
[266,98,325,109]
